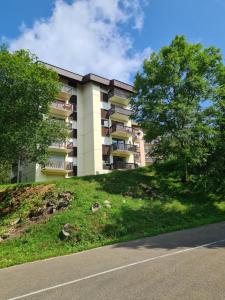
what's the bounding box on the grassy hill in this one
[1,166,225,269]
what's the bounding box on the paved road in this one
[1,222,225,300]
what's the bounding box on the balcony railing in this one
[43,161,73,170]
[111,162,138,170]
[108,88,130,102]
[50,142,66,149]
[49,141,73,150]
[103,162,138,170]
[112,143,137,152]
[61,84,76,95]
[111,124,133,134]
[51,101,73,111]
[109,105,132,117]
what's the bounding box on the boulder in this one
[59,223,80,241]
[58,191,74,202]
[29,208,44,221]
[58,229,70,241]
[57,199,70,209]
[10,218,22,226]
[46,206,56,214]
[91,202,101,213]
[1,233,10,240]
[123,191,133,197]
[104,200,111,208]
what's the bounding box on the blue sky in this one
[0,0,225,82]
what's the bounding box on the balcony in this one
[108,88,130,106]
[50,101,73,117]
[42,161,73,175]
[48,141,73,153]
[133,129,141,141]
[145,156,153,165]
[111,162,138,170]
[111,124,133,139]
[58,84,76,101]
[102,162,138,170]
[109,105,132,122]
[111,143,137,156]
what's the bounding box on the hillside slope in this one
[1,166,225,269]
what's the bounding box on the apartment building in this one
[20,63,147,182]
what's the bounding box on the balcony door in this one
[113,156,126,163]
[112,138,125,145]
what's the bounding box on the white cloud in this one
[9,0,151,83]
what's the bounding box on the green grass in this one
[1,166,225,269]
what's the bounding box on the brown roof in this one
[41,61,133,92]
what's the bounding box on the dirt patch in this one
[0,184,55,217]
[0,186,77,242]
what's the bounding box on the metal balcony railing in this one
[43,161,73,170]
[111,162,138,170]
[102,162,138,170]
[108,88,131,101]
[49,141,73,150]
[112,143,137,152]
[109,105,132,117]
[61,84,76,95]
[51,101,73,111]
[111,124,133,134]
[50,142,66,149]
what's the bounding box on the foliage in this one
[0,162,11,184]
[131,36,225,183]
[0,46,67,167]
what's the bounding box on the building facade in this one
[20,63,147,182]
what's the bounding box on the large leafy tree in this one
[131,36,225,182]
[0,46,67,174]
[201,66,225,191]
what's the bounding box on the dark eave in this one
[41,62,83,82]
[40,61,133,92]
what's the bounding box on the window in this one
[101,92,108,102]
[101,119,109,127]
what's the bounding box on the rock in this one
[104,200,111,208]
[1,233,10,240]
[123,191,133,197]
[59,223,80,241]
[57,199,70,209]
[59,229,70,241]
[58,191,74,202]
[10,218,22,226]
[140,183,157,198]
[29,208,44,221]
[46,206,56,214]
[91,202,101,213]
[46,200,56,207]
[104,200,111,205]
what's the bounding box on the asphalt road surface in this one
[1,222,225,300]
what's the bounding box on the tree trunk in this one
[181,164,188,183]
[17,159,21,184]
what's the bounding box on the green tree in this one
[201,65,225,192]
[131,36,225,182]
[0,46,67,181]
